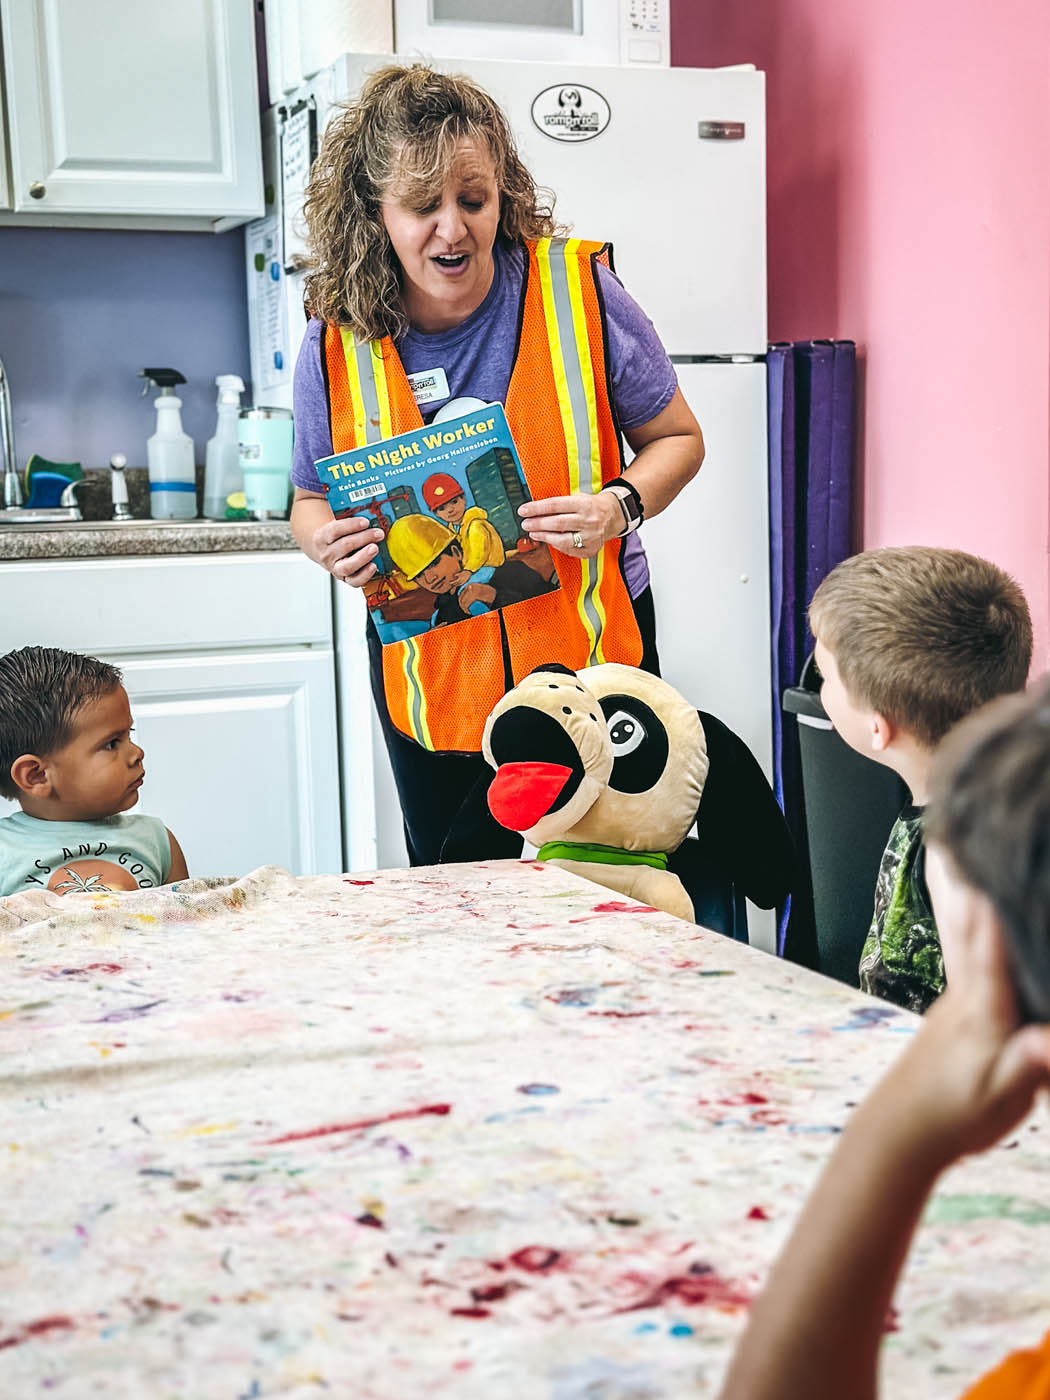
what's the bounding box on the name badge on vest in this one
[406,367,450,407]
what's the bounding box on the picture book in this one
[316,404,561,645]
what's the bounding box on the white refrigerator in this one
[246,55,771,932]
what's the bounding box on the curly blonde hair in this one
[303,64,562,341]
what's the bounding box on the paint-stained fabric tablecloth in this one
[1,862,1047,1398]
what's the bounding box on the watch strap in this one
[601,478,644,536]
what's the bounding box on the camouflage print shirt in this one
[858,805,944,1014]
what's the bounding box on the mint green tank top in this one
[0,811,172,897]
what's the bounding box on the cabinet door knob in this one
[28,181,46,200]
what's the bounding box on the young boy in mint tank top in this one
[807,546,1031,1013]
[0,647,188,897]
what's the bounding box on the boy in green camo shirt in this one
[808,546,1031,1013]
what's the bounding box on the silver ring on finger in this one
[572,530,583,550]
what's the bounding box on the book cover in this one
[317,404,561,645]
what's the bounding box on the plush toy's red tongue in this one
[487,762,572,831]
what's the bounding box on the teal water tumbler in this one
[238,407,294,519]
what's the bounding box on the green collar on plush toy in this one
[537,840,668,871]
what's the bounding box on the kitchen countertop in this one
[0,518,298,561]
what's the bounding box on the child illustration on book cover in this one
[318,406,559,645]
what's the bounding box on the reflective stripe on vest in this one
[333,329,434,749]
[535,236,608,664]
[324,236,642,753]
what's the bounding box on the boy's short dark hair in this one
[926,679,1050,1024]
[0,646,123,800]
[809,546,1032,747]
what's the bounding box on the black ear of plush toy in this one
[441,662,795,936]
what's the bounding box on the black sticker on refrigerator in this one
[531,85,611,143]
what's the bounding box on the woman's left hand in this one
[517,490,622,558]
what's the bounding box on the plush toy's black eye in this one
[599,694,669,794]
[607,709,645,756]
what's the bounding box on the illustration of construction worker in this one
[387,514,556,630]
[422,472,506,572]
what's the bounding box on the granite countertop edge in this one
[0,521,298,562]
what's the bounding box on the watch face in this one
[617,488,641,523]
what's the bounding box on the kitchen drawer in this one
[0,552,332,655]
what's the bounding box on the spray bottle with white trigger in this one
[140,368,197,520]
[204,374,246,519]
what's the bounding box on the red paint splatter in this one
[624,1269,750,1313]
[717,1092,769,1107]
[747,1206,770,1221]
[591,900,659,913]
[508,1246,563,1273]
[263,1103,451,1145]
[587,1009,656,1018]
[25,1316,73,1336]
[471,1283,515,1303]
[356,1213,384,1229]
[0,1314,75,1349]
[451,1307,491,1318]
[343,878,375,886]
[751,1109,787,1126]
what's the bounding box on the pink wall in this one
[673,1,1050,667]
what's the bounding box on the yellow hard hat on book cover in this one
[387,514,457,580]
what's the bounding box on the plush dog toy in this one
[474,661,794,930]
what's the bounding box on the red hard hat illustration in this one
[422,472,465,510]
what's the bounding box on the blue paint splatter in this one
[634,1320,659,1334]
[517,1083,560,1095]
[833,1005,899,1031]
[94,999,166,1024]
[669,1322,694,1337]
[547,987,599,1006]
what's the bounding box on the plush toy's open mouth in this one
[487,761,573,830]
[486,704,586,832]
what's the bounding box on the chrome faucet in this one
[0,359,88,524]
[0,357,22,508]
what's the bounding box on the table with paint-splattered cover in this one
[0,862,1047,1398]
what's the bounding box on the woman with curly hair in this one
[290,63,705,866]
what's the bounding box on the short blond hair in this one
[809,546,1032,748]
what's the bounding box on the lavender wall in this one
[0,226,250,474]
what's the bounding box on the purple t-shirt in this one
[291,239,677,597]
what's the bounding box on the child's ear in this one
[870,712,895,753]
[9,753,52,799]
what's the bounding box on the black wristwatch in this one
[601,478,645,537]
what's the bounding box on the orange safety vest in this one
[324,236,643,753]
[959,1329,1050,1400]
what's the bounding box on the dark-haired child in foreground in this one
[720,679,1050,1400]
[809,545,1031,1011]
[0,646,188,896]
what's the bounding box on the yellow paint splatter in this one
[177,1121,239,1137]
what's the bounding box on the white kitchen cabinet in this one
[0,0,263,231]
[0,551,342,879]
[116,649,340,879]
